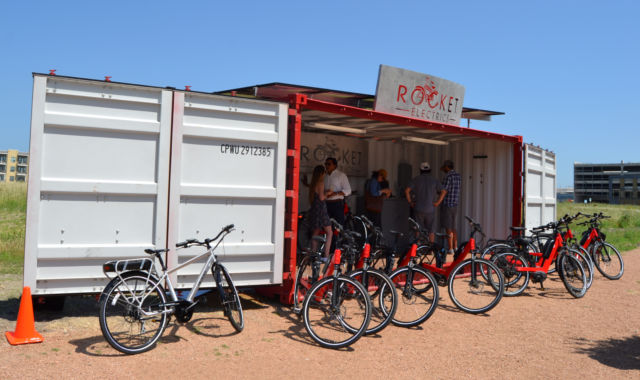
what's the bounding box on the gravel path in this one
[1,249,639,379]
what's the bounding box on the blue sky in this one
[1,1,638,187]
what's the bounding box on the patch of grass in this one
[0,182,27,274]
[558,202,640,251]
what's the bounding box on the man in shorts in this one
[440,160,461,254]
[405,161,446,242]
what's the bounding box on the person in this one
[440,160,461,254]
[378,168,391,195]
[365,170,392,227]
[405,161,446,242]
[323,157,351,226]
[306,165,332,258]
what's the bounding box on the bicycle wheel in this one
[480,243,513,262]
[302,275,371,349]
[214,264,244,332]
[98,271,168,354]
[448,258,504,314]
[387,265,439,327]
[558,253,587,298]
[562,246,593,290]
[293,256,315,313]
[492,251,529,296]
[416,244,441,268]
[347,268,397,334]
[591,242,624,280]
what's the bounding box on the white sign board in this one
[375,65,465,125]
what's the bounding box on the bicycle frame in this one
[420,238,474,279]
[514,232,564,274]
[107,235,228,311]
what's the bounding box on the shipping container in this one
[23,75,556,303]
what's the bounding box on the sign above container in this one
[374,65,465,126]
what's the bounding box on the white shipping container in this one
[24,74,288,295]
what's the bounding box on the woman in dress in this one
[307,165,332,258]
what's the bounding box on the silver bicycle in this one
[98,224,243,354]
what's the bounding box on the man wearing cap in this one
[441,160,461,254]
[405,161,446,242]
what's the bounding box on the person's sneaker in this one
[319,256,330,264]
[448,249,455,255]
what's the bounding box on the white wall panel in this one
[168,92,288,288]
[365,136,514,242]
[24,75,173,294]
[524,144,557,230]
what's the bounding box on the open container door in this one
[24,74,173,294]
[523,144,557,229]
[167,92,288,288]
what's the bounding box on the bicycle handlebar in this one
[176,224,235,248]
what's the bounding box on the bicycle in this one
[489,219,588,298]
[301,246,372,349]
[98,224,243,354]
[413,216,505,314]
[346,216,398,333]
[383,237,440,327]
[483,214,594,292]
[577,212,624,280]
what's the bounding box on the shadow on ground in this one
[574,335,640,370]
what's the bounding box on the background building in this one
[0,150,29,182]
[574,161,640,204]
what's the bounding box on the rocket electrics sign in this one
[374,65,465,125]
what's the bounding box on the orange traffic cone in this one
[5,286,44,345]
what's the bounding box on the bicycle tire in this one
[98,271,168,354]
[560,246,593,290]
[302,275,371,349]
[591,241,624,280]
[214,264,244,332]
[492,251,530,296]
[347,268,397,334]
[387,265,439,327]
[448,258,504,314]
[558,253,587,298]
[480,243,513,262]
[293,256,314,313]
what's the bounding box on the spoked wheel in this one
[561,246,594,290]
[293,256,316,313]
[347,268,397,334]
[387,265,439,327]
[558,253,587,298]
[448,258,504,314]
[214,264,244,332]
[302,275,371,349]
[492,251,529,296]
[98,271,168,354]
[591,242,624,280]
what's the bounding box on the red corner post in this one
[512,137,524,229]
[256,94,305,304]
[279,94,306,304]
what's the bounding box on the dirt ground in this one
[1,249,639,380]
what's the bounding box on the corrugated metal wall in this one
[367,138,514,242]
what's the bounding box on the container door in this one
[24,75,173,294]
[167,92,288,288]
[523,144,556,230]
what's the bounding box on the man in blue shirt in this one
[440,160,461,254]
